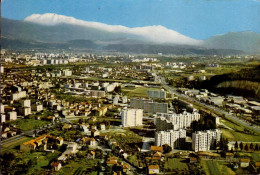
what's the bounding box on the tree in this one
[78,118,83,124]
[114,86,122,93]
[234,141,238,151]
[162,144,172,154]
[255,144,259,151]
[250,143,254,151]
[245,144,249,151]
[239,142,244,151]
[95,149,103,159]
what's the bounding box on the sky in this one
[1,0,260,39]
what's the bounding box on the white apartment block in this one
[63,69,72,76]
[130,98,152,109]
[155,110,200,130]
[1,114,6,123]
[192,129,222,152]
[19,107,31,116]
[0,66,4,73]
[122,96,128,104]
[8,111,17,121]
[0,103,4,113]
[130,98,168,114]
[22,99,31,108]
[32,104,43,112]
[113,95,120,105]
[147,90,166,99]
[11,91,26,101]
[121,108,143,127]
[155,129,186,149]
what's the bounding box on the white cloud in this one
[24,13,203,45]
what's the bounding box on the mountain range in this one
[1,13,260,54]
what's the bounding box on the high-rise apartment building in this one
[121,108,143,127]
[192,129,222,152]
[155,129,186,149]
[130,98,168,114]
[155,110,200,131]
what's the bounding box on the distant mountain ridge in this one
[205,31,260,53]
[1,14,260,54]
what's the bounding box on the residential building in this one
[147,90,166,99]
[7,111,17,121]
[121,108,143,127]
[22,99,31,108]
[155,129,186,149]
[155,110,200,131]
[192,129,222,152]
[130,98,168,114]
[149,165,159,174]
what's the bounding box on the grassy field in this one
[164,158,188,171]
[122,87,162,98]
[236,152,260,161]
[221,129,260,142]
[201,160,235,175]
[11,119,50,131]
[55,158,99,175]
[25,151,61,174]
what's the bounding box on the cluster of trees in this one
[162,144,172,154]
[191,114,216,132]
[233,141,259,152]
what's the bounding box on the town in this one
[1,49,260,175]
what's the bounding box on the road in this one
[160,77,260,135]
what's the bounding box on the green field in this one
[221,129,260,142]
[201,160,235,175]
[164,158,188,171]
[236,152,260,161]
[25,151,61,174]
[11,119,50,131]
[122,87,162,98]
[56,158,99,175]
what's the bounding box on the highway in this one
[160,77,260,135]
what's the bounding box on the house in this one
[152,152,162,160]
[89,138,96,147]
[149,165,159,174]
[189,157,198,163]
[57,137,64,146]
[95,106,108,117]
[80,125,89,133]
[62,123,72,130]
[51,161,62,171]
[107,157,118,166]
[91,129,100,137]
[63,142,78,157]
[225,153,234,161]
[91,125,97,130]
[122,162,130,173]
[7,131,17,137]
[150,146,163,152]
[87,151,95,159]
[100,123,106,130]
[254,162,260,174]
[1,132,7,139]
[20,135,63,151]
[240,159,250,168]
